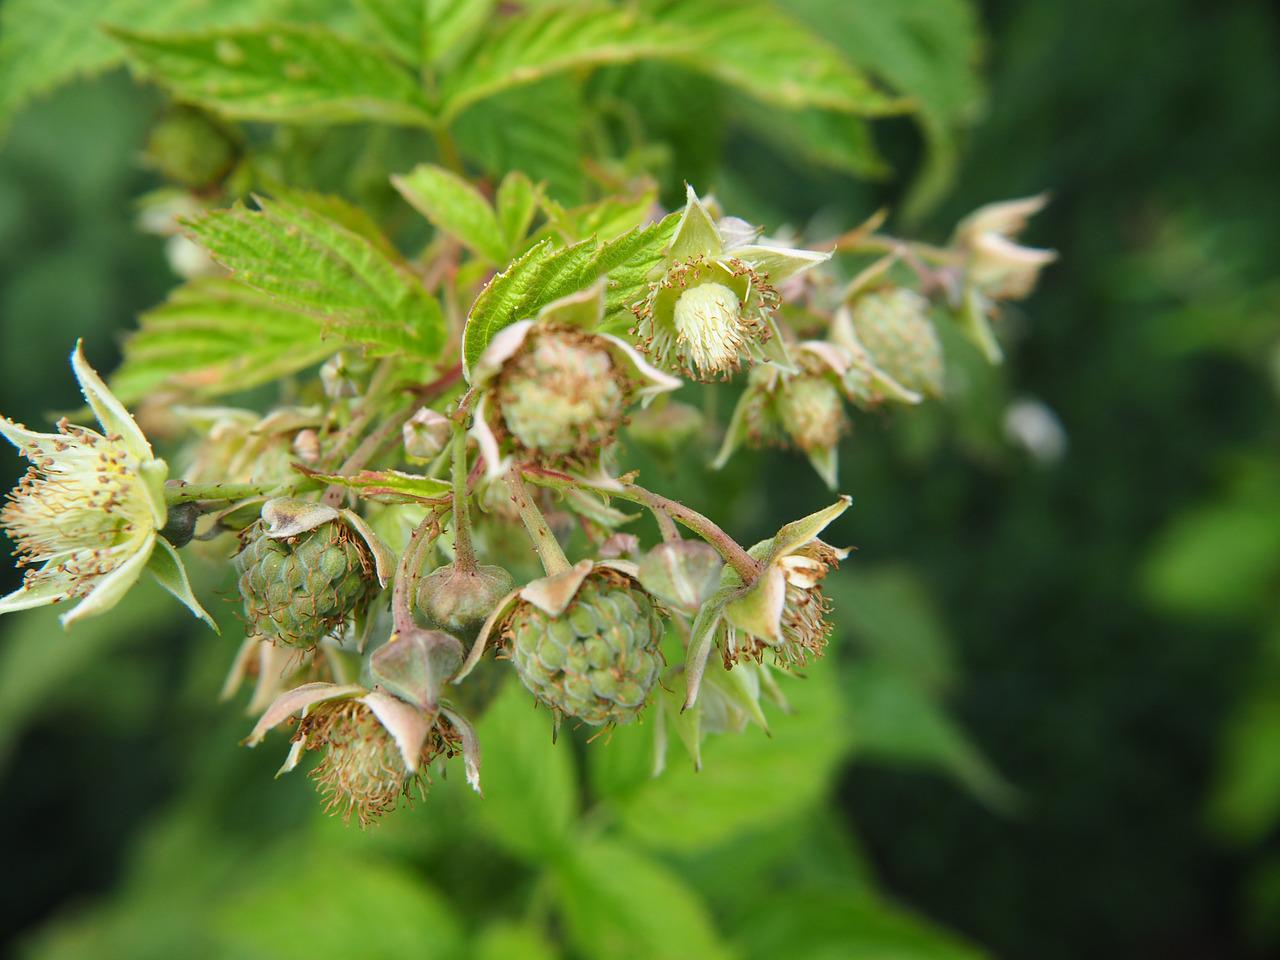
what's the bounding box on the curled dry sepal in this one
[0,182,1053,827]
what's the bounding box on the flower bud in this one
[417,562,515,640]
[403,407,452,461]
[320,352,371,399]
[142,107,239,190]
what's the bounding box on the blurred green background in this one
[2,1,1279,958]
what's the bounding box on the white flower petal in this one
[60,531,156,629]
[71,340,154,461]
[0,572,75,614]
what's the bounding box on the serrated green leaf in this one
[451,76,586,204]
[603,660,850,851]
[300,468,451,504]
[0,0,282,133]
[645,0,906,117]
[218,845,463,960]
[780,0,986,218]
[845,662,1018,812]
[112,278,333,404]
[540,189,659,245]
[440,1,899,132]
[555,839,732,960]
[461,216,675,376]
[496,171,540,250]
[438,4,681,124]
[112,23,435,126]
[184,193,445,360]
[601,212,678,328]
[425,0,496,65]
[392,163,510,264]
[735,887,987,960]
[355,0,426,65]
[471,682,576,861]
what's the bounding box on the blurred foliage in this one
[1,1,1278,959]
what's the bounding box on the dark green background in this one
[2,1,1278,957]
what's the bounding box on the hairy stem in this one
[449,419,477,570]
[164,479,299,504]
[506,467,571,576]
[392,511,441,633]
[519,466,758,581]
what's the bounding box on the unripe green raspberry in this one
[143,107,238,189]
[504,569,664,725]
[235,518,376,649]
[849,289,944,398]
[778,374,845,453]
[494,328,625,458]
[417,562,515,639]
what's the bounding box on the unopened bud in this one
[143,107,238,189]
[418,561,515,640]
[403,408,452,461]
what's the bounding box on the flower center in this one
[673,282,745,378]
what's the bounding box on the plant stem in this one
[449,419,477,570]
[506,467,571,576]
[392,511,442,633]
[432,128,465,176]
[650,506,681,543]
[164,479,299,504]
[519,466,758,581]
[321,358,396,470]
[322,399,421,506]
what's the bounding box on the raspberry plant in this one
[0,0,1056,955]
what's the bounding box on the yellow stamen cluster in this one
[2,420,155,600]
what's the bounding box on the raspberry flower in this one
[0,342,211,628]
[684,497,850,707]
[632,186,830,379]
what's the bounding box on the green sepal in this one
[148,536,218,632]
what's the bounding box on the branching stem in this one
[506,467,571,576]
[519,466,758,581]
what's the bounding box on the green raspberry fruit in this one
[778,374,845,453]
[504,570,664,725]
[849,289,944,398]
[494,328,625,458]
[235,518,376,649]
